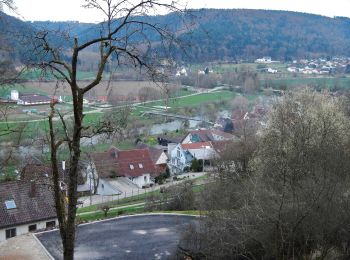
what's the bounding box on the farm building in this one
[10,90,55,106]
[17,93,53,106]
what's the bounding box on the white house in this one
[168,143,194,174]
[168,141,221,174]
[0,180,57,242]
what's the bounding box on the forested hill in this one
[181,9,350,62]
[2,9,350,63]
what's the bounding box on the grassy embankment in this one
[77,180,207,222]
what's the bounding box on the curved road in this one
[36,214,198,260]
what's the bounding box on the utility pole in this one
[89,176,92,206]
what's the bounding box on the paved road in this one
[36,214,198,260]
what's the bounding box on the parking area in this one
[36,214,197,260]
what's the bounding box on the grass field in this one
[260,76,350,90]
[0,88,236,142]
[141,91,236,109]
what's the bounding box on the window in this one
[5,228,16,239]
[138,163,143,169]
[144,176,147,181]
[5,200,16,210]
[46,221,56,229]
[28,224,37,232]
[129,164,134,170]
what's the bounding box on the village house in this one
[168,141,221,174]
[0,180,57,242]
[167,143,194,174]
[91,147,159,189]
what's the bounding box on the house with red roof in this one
[91,147,159,189]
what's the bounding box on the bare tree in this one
[30,1,186,259]
[0,0,16,12]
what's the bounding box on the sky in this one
[5,0,350,23]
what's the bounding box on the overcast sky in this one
[7,0,350,23]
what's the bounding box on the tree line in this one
[179,90,350,259]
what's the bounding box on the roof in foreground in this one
[0,180,56,229]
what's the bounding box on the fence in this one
[79,173,207,208]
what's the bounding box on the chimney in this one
[62,161,66,171]
[29,180,36,198]
[110,148,118,159]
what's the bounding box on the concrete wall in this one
[131,174,150,188]
[0,218,57,242]
[156,152,168,165]
[96,179,120,195]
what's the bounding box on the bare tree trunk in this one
[63,89,83,259]
[32,2,186,259]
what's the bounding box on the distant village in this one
[255,56,350,75]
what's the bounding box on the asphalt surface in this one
[36,214,198,260]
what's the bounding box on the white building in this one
[168,143,194,174]
[255,56,272,64]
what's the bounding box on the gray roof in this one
[19,93,51,103]
[0,180,56,229]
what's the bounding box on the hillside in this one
[2,9,350,63]
[180,9,350,62]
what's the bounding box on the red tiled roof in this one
[136,143,165,164]
[182,141,213,150]
[92,148,157,178]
